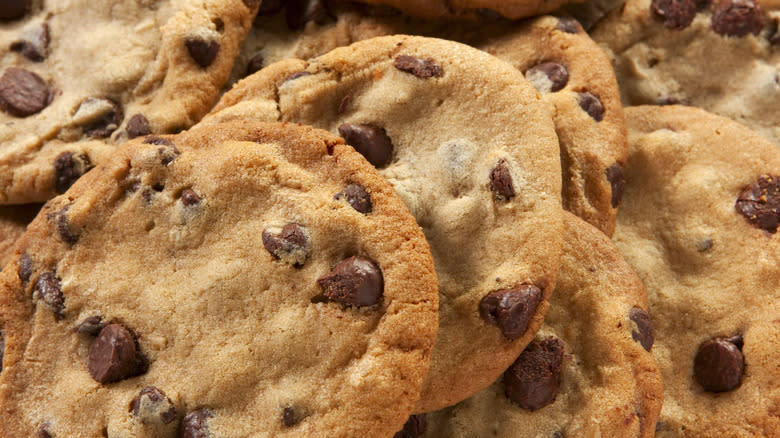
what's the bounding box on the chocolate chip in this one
[74,316,105,337]
[54,151,92,194]
[37,424,52,438]
[19,252,32,284]
[504,337,565,410]
[186,37,220,67]
[479,284,543,340]
[696,237,714,251]
[578,92,605,122]
[316,256,383,307]
[0,331,4,372]
[694,335,744,392]
[552,432,564,438]
[605,162,625,208]
[10,23,50,62]
[0,0,29,19]
[126,114,151,139]
[34,272,64,316]
[143,136,174,146]
[57,204,79,245]
[736,174,780,233]
[770,19,780,45]
[180,189,201,207]
[712,0,764,36]
[87,324,148,384]
[651,0,698,30]
[394,414,427,438]
[282,406,299,427]
[181,408,213,438]
[338,124,394,168]
[393,55,443,79]
[246,53,264,76]
[338,95,351,114]
[525,62,569,93]
[629,307,655,351]
[262,223,310,267]
[285,71,312,82]
[73,97,123,138]
[258,0,283,14]
[0,67,50,117]
[131,386,176,424]
[556,16,581,33]
[335,183,372,214]
[489,159,515,201]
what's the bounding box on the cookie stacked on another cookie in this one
[0,121,439,437]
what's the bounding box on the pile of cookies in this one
[0,1,777,437]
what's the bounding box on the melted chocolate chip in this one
[0,0,29,19]
[335,183,372,214]
[10,23,49,61]
[180,189,201,207]
[181,408,213,438]
[605,162,625,208]
[694,335,744,392]
[316,256,383,307]
[285,71,311,82]
[504,337,565,410]
[578,92,605,122]
[651,0,698,30]
[144,136,174,146]
[0,67,50,117]
[525,62,569,93]
[132,386,177,424]
[393,55,443,79]
[262,223,310,267]
[629,307,655,351]
[37,424,52,438]
[556,16,581,33]
[75,97,123,138]
[394,414,427,438]
[479,284,543,340]
[246,53,264,76]
[338,95,351,114]
[57,204,79,245]
[54,151,93,194]
[338,124,394,168]
[489,159,515,201]
[35,272,64,316]
[126,114,151,139]
[186,37,220,68]
[282,406,299,427]
[0,331,4,372]
[736,174,780,233]
[74,316,105,336]
[712,0,764,37]
[87,324,148,384]
[18,252,32,284]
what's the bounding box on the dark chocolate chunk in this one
[393,55,443,79]
[54,151,93,194]
[694,335,744,392]
[74,316,105,337]
[0,331,4,373]
[651,0,698,30]
[479,284,543,340]
[605,162,625,208]
[75,97,123,138]
[57,204,79,245]
[338,95,351,114]
[126,114,151,139]
[87,324,148,384]
[37,423,52,438]
[334,183,372,214]
[143,136,174,146]
[10,23,49,61]
[186,37,220,68]
[490,159,515,201]
[180,189,201,207]
[504,337,565,410]
[282,406,299,427]
[736,174,780,233]
[394,414,427,438]
[338,124,394,168]
[131,386,177,424]
[0,0,29,19]
[181,408,213,438]
[578,91,605,122]
[556,16,581,33]
[316,256,383,307]
[629,307,655,351]
[262,223,310,267]
[712,0,764,37]
[246,53,264,76]
[35,271,64,316]
[18,252,32,284]
[525,62,569,93]
[0,67,50,117]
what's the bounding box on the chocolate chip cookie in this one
[327,0,584,19]
[416,212,662,438]
[204,35,565,412]
[0,121,439,437]
[592,0,780,145]
[614,105,780,436]
[0,0,258,204]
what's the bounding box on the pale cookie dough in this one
[0,121,439,437]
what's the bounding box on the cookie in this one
[613,105,780,436]
[411,212,662,438]
[232,11,626,235]
[0,0,259,204]
[203,35,564,412]
[327,0,584,20]
[0,204,39,268]
[591,0,780,145]
[0,120,439,437]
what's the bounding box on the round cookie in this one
[204,35,565,412]
[0,0,259,204]
[591,0,780,145]
[412,213,662,438]
[232,11,626,235]
[614,105,780,436]
[0,121,439,437]
[0,204,39,268]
